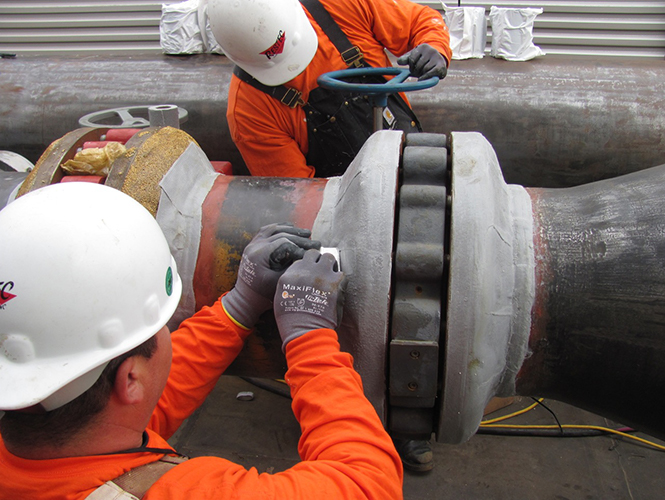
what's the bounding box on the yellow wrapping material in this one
[61,142,126,176]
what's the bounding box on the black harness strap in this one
[233,66,305,109]
[299,0,365,68]
[94,431,177,456]
[87,432,189,499]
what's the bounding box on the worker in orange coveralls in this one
[0,182,403,499]
[210,0,451,179]
[210,0,447,470]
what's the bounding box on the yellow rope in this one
[481,398,542,424]
[479,423,665,452]
[479,398,665,452]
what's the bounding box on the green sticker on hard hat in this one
[165,267,173,296]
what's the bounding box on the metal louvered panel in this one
[429,0,665,58]
[0,1,179,54]
[1,1,664,57]
[433,0,665,13]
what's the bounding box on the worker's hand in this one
[274,249,345,351]
[222,223,321,329]
[397,43,448,81]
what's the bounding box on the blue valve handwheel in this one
[317,67,439,95]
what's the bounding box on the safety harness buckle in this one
[280,88,306,108]
[341,46,364,68]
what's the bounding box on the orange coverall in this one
[227,0,451,178]
[0,299,403,499]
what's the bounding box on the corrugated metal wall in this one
[1,1,664,58]
[431,1,665,58]
[0,1,179,53]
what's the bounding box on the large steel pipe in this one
[441,132,665,444]
[2,54,664,187]
[5,127,665,446]
[520,166,665,441]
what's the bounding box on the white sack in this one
[442,5,487,60]
[489,7,545,62]
[160,0,224,55]
[198,0,224,55]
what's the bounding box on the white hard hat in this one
[209,0,318,86]
[0,183,182,411]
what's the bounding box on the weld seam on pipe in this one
[497,184,535,396]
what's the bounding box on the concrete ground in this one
[170,375,665,499]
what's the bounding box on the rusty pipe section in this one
[112,128,401,423]
[145,129,402,422]
[5,126,401,422]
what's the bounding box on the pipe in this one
[5,126,665,446]
[440,132,534,443]
[2,53,665,186]
[520,166,665,442]
[440,132,665,444]
[127,128,401,422]
[0,171,27,210]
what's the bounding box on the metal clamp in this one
[389,132,450,439]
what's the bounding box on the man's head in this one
[0,183,182,413]
[0,331,161,451]
[209,0,318,86]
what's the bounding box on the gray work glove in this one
[274,249,345,351]
[397,43,448,81]
[222,223,320,329]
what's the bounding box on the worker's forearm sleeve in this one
[280,329,404,499]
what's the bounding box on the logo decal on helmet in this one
[165,268,173,297]
[261,30,286,60]
[0,281,16,308]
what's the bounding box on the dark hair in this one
[0,335,158,451]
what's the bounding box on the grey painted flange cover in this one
[439,132,535,444]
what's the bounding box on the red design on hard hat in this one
[261,30,286,60]
[0,281,15,307]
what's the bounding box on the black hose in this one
[477,427,612,438]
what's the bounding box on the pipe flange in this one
[439,132,534,444]
[388,132,450,438]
